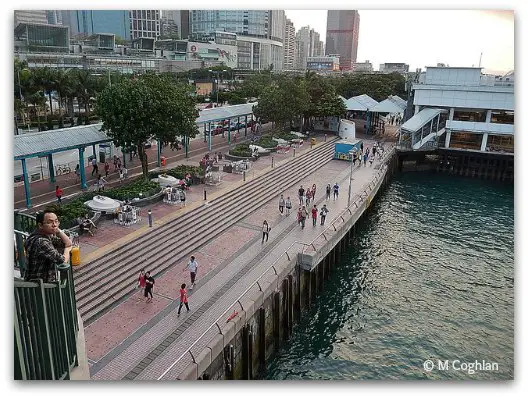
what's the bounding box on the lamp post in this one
[347,150,356,207]
[208,69,227,106]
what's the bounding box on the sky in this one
[285,9,514,74]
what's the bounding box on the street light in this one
[347,150,356,207]
[208,69,227,106]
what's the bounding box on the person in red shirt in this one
[178,283,190,316]
[104,161,110,178]
[55,185,63,204]
[311,204,318,226]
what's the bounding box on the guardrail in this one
[14,263,79,380]
[158,146,396,380]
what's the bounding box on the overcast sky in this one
[285,9,514,74]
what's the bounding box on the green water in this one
[265,172,514,380]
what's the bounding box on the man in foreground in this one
[24,210,72,282]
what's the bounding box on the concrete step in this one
[75,140,338,323]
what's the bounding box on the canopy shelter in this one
[369,98,406,114]
[14,124,113,208]
[345,97,368,112]
[197,102,257,150]
[348,94,379,135]
[388,95,407,110]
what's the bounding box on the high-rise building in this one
[46,11,63,25]
[129,10,161,39]
[190,10,285,70]
[160,10,180,38]
[62,10,130,40]
[325,10,360,70]
[283,18,296,70]
[294,25,323,69]
[14,10,48,25]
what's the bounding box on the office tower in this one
[14,10,48,25]
[129,10,161,39]
[62,10,130,39]
[283,18,296,70]
[325,10,360,70]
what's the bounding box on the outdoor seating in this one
[231,160,251,174]
[114,205,141,226]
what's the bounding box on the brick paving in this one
[85,137,393,380]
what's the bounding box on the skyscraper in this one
[294,25,323,69]
[325,10,360,70]
[62,10,130,39]
[129,10,161,39]
[14,10,48,25]
[283,18,296,70]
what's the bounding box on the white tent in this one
[369,98,405,114]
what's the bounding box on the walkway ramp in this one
[400,108,447,150]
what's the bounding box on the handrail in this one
[157,145,396,380]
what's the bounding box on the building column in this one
[436,114,440,131]
[449,108,454,120]
[480,133,489,152]
[445,131,451,149]
[21,159,31,208]
[486,110,492,123]
[245,115,248,137]
[414,105,420,115]
[47,154,55,183]
[79,147,87,189]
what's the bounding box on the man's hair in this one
[36,209,56,226]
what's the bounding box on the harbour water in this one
[265,172,514,380]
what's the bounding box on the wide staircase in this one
[74,138,339,325]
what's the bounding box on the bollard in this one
[243,171,246,181]
[204,189,207,201]
[324,133,327,142]
[148,209,153,227]
[293,148,296,157]
[271,156,274,168]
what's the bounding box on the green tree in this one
[96,73,198,177]
[303,73,347,130]
[253,76,309,130]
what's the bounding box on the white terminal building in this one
[400,66,514,154]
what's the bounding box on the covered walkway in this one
[14,124,113,208]
[399,108,448,150]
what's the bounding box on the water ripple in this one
[265,172,513,380]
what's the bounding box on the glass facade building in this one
[62,10,130,40]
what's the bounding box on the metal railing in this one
[14,212,36,273]
[158,146,396,380]
[14,263,79,380]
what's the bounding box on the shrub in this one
[256,136,277,149]
[229,143,252,157]
[148,165,203,182]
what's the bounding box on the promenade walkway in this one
[14,124,273,211]
[81,137,391,380]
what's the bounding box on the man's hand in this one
[63,246,72,263]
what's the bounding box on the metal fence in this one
[14,264,79,380]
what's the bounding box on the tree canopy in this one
[96,73,198,177]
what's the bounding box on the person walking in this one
[311,205,318,226]
[55,185,63,204]
[298,206,308,229]
[137,269,146,292]
[144,271,155,303]
[320,204,329,226]
[363,152,368,166]
[333,182,340,200]
[185,256,198,289]
[305,188,312,207]
[96,174,107,192]
[360,142,364,153]
[104,161,110,178]
[278,195,285,215]
[311,184,317,200]
[177,283,190,316]
[298,185,305,206]
[285,196,292,216]
[326,184,331,200]
[74,164,80,183]
[262,220,271,243]
[91,157,98,176]
[113,155,118,171]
